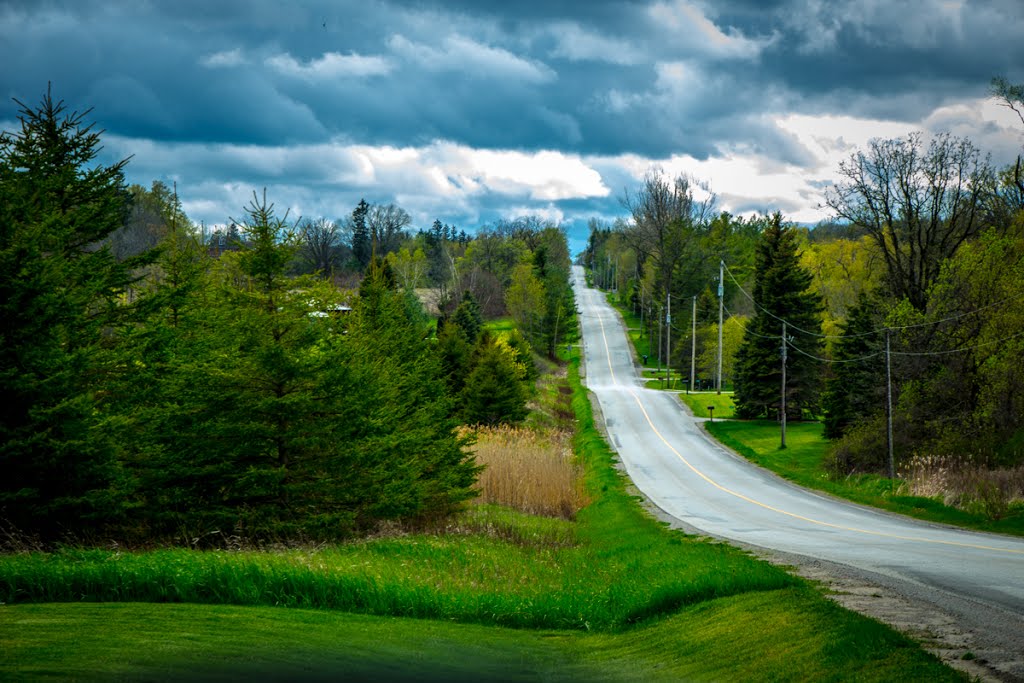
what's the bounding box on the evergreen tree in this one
[734,214,823,420]
[0,88,153,536]
[351,267,480,523]
[436,322,473,396]
[351,198,370,270]
[452,290,483,343]
[137,191,318,536]
[822,294,884,439]
[460,332,529,426]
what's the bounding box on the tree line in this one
[587,76,1024,476]
[0,89,574,544]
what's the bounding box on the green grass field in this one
[1,590,956,682]
[677,391,737,419]
[0,357,962,681]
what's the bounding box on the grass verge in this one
[1,589,957,682]
[706,420,1024,536]
[677,391,736,419]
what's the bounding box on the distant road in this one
[574,265,1024,674]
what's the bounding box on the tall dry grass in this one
[899,454,1024,520]
[469,425,589,520]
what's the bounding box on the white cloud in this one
[200,48,246,68]
[648,0,768,59]
[388,33,556,84]
[774,112,917,172]
[266,51,393,81]
[546,22,645,65]
[104,134,609,228]
[503,204,566,224]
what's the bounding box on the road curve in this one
[574,266,1024,674]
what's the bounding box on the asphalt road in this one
[574,266,1024,677]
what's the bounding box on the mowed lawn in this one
[1,590,956,682]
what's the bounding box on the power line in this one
[723,299,1021,364]
[722,261,845,339]
[890,329,1024,357]
[722,260,1024,340]
[784,339,882,364]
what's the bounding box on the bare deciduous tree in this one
[824,133,996,311]
[366,203,411,256]
[620,169,716,298]
[298,217,342,276]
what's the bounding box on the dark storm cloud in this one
[2,0,1021,231]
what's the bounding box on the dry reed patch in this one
[899,455,1024,520]
[469,426,588,520]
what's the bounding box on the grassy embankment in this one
[604,289,1024,536]
[0,337,959,680]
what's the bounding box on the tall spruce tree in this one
[351,198,370,270]
[0,89,152,536]
[733,214,823,420]
[452,290,483,343]
[821,293,884,439]
[460,332,529,426]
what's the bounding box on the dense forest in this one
[585,78,1024,478]
[0,90,574,544]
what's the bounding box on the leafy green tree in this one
[500,328,538,382]
[695,316,745,388]
[505,262,545,344]
[534,227,574,358]
[386,245,428,290]
[0,88,153,536]
[734,214,823,420]
[799,236,882,338]
[892,225,1024,465]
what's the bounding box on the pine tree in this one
[351,199,370,270]
[452,290,483,343]
[0,88,153,536]
[822,294,884,439]
[733,214,823,420]
[460,332,529,426]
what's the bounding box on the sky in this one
[3,0,1024,256]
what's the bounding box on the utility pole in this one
[717,260,724,394]
[690,295,697,394]
[639,284,645,339]
[665,292,671,387]
[780,321,787,450]
[886,328,894,479]
[657,306,663,374]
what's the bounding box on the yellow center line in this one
[589,299,1024,556]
